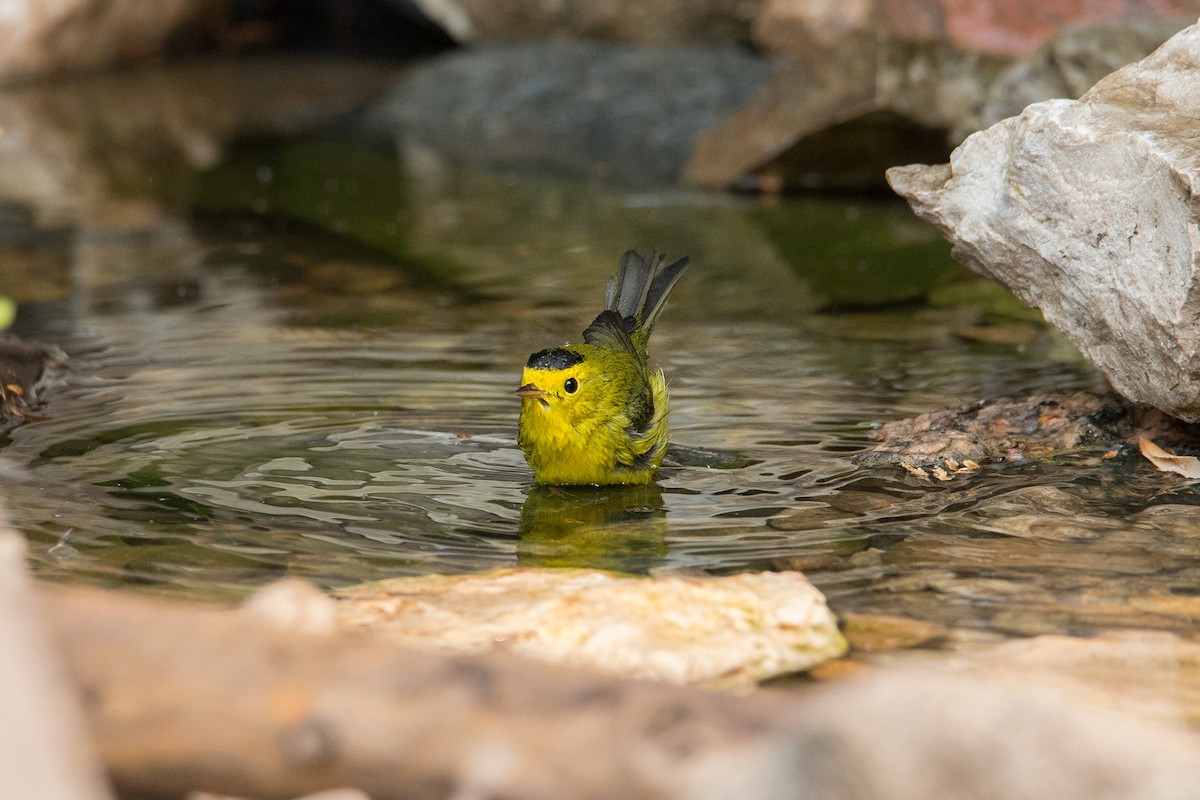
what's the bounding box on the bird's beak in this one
[514,383,549,399]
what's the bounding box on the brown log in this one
[35,568,1200,800]
[41,583,808,800]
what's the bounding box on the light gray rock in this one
[888,22,1200,420]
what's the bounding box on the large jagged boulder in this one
[888,22,1200,421]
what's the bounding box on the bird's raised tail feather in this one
[600,250,689,341]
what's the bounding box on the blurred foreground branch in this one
[41,581,804,800]
[12,530,1200,800]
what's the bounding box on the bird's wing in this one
[614,368,669,472]
[582,309,640,358]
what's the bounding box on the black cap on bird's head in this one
[526,348,584,371]
[516,347,584,402]
[516,250,688,408]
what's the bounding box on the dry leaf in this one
[1139,437,1200,480]
[900,462,930,480]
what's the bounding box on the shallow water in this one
[4,131,1197,646]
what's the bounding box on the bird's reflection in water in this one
[516,483,668,573]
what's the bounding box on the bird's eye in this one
[564,377,578,394]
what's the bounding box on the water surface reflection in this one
[4,132,1183,647]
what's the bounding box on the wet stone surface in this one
[856,390,1200,468]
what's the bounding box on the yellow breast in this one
[517,366,669,486]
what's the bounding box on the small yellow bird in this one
[516,250,690,485]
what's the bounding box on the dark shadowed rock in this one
[361,41,777,182]
[685,37,1005,190]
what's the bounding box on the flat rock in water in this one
[888,22,1200,421]
[857,390,1200,468]
[332,568,846,688]
[839,612,948,652]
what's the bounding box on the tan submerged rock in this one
[330,567,847,689]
